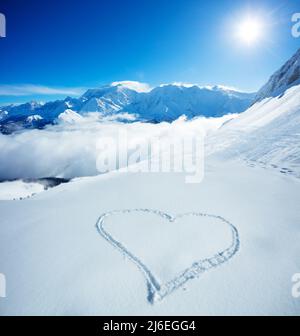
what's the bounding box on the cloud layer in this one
[0,84,86,97]
[0,115,234,181]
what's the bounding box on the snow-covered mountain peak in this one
[24,101,43,110]
[26,115,43,123]
[57,109,83,124]
[81,86,118,100]
[159,82,198,89]
[255,48,300,102]
[81,84,138,100]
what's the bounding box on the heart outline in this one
[96,209,240,304]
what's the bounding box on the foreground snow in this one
[0,159,299,315]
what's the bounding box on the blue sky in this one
[0,0,299,104]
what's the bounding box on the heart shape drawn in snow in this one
[96,209,240,304]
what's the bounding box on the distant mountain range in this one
[0,83,255,133]
[2,47,299,135]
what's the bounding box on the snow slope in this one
[0,160,299,315]
[206,84,300,178]
[203,49,300,178]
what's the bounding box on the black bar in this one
[0,316,299,335]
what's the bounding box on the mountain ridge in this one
[2,48,300,134]
[0,83,255,133]
[254,48,300,103]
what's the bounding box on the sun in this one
[236,17,264,45]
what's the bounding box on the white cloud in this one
[111,81,152,92]
[0,84,86,96]
[0,115,233,180]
